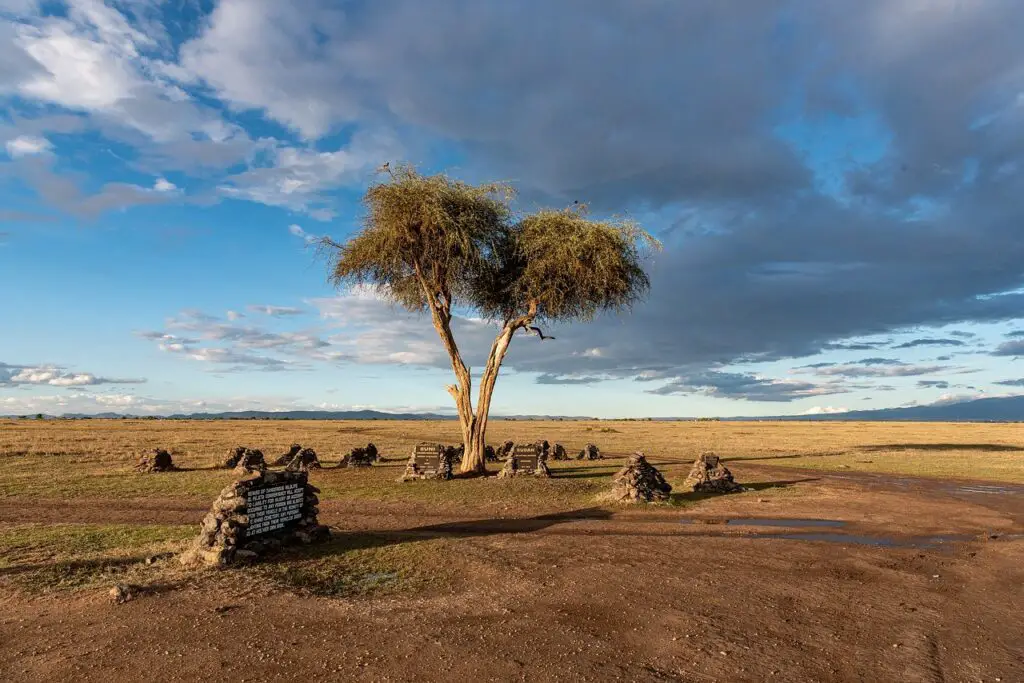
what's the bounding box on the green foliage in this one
[321,165,657,324]
[322,165,513,312]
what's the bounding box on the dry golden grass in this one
[1,418,1020,597]
[0,418,1021,488]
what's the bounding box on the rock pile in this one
[444,444,464,466]
[577,443,602,460]
[497,444,551,478]
[484,445,498,462]
[496,440,515,460]
[683,452,744,493]
[398,444,453,481]
[135,448,175,473]
[365,442,380,462]
[271,444,302,467]
[285,447,321,472]
[223,446,248,469]
[608,452,672,503]
[497,457,551,478]
[536,440,551,462]
[341,445,376,468]
[180,470,329,567]
[233,448,266,474]
[551,443,569,461]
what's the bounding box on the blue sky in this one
[3,0,1024,417]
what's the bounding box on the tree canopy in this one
[320,165,657,473]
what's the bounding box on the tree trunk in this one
[420,281,536,476]
[459,325,516,474]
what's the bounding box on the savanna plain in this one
[0,419,1021,682]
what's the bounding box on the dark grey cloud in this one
[892,338,967,349]
[9,1,1024,403]
[917,380,950,389]
[535,374,604,386]
[995,378,1024,387]
[810,363,948,379]
[855,358,903,366]
[647,370,846,403]
[992,340,1024,357]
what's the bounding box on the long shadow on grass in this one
[286,507,617,560]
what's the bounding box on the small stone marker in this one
[496,440,515,460]
[608,452,672,503]
[551,443,569,461]
[444,444,464,465]
[223,445,247,469]
[285,447,321,472]
[535,440,551,462]
[577,443,602,460]
[498,443,551,478]
[180,470,329,567]
[233,448,266,474]
[398,442,453,481]
[271,444,302,467]
[136,448,175,473]
[683,452,744,493]
[484,445,498,462]
[341,445,374,468]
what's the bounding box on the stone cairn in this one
[223,445,248,469]
[135,448,176,473]
[366,442,380,462]
[536,440,551,462]
[233,448,266,474]
[399,443,453,481]
[683,452,744,493]
[285,447,321,472]
[271,443,302,467]
[340,444,376,468]
[496,440,516,460]
[608,452,672,503]
[180,470,329,567]
[551,443,569,461]
[497,444,551,479]
[444,444,465,466]
[484,445,498,462]
[577,443,602,460]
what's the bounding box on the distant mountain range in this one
[7,394,1024,422]
[768,394,1024,422]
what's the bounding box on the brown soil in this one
[1,462,1021,682]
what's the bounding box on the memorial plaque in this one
[511,443,540,473]
[246,482,305,537]
[414,443,442,471]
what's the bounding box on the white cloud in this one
[247,304,306,317]
[4,134,51,157]
[218,129,400,215]
[153,177,176,192]
[288,224,318,244]
[225,310,244,321]
[0,361,145,387]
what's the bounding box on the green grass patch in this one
[0,523,195,593]
[250,535,455,598]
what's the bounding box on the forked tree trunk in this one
[424,297,535,476]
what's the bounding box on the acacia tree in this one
[321,165,657,474]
